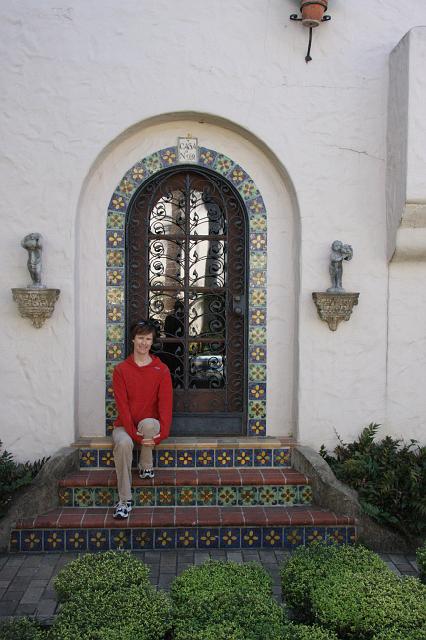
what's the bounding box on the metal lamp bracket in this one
[290,13,331,63]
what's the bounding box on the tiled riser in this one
[11,526,356,553]
[60,485,313,508]
[79,447,291,470]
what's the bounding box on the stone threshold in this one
[73,435,296,450]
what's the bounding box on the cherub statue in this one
[327,240,353,293]
[21,233,45,288]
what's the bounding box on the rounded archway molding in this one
[76,114,300,441]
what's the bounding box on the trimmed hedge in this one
[416,541,426,583]
[0,618,45,639]
[170,560,284,640]
[53,550,151,602]
[282,622,339,640]
[280,544,426,640]
[49,583,172,640]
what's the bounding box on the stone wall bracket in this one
[12,288,60,328]
[312,292,359,331]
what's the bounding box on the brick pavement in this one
[0,550,420,622]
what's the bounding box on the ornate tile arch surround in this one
[105,146,267,437]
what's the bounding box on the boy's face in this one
[133,331,154,357]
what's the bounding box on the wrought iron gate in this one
[126,166,247,435]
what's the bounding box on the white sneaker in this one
[139,467,154,480]
[113,501,130,519]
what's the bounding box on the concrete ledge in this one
[292,445,422,553]
[0,447,78,552]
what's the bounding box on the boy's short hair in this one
[130,319,159,341]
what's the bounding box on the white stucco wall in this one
[2,0,426,460]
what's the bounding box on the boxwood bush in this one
[0,618,46,639]
[53,550,151,602]
[282,622,339,640]
[416,541,426,583]
[280,543,426,639]
[49,583,172,640]
[170,560,284,640]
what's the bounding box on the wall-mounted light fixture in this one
[290,1,331,63]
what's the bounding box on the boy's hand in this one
[141,438,155,447]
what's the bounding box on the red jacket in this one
[112,354,173,445]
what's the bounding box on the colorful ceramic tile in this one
[283,527,305,548]
[88,529,109,551]
[177,528,197,548]
[66,529,87,552]
[132,529,154,550]
[106,249,124,268]
[305,527,326,545]
[249,308,266,326]
[273,448,291,467]
[160,147,178,167]
[299,485,313,504]
[238,180,259,201]
[253,448,272,466]
[213,154,234,175]
[220,527,241,548]
[156,487,176,506]
[249,382,266,401]
[249,233,266,252]
[258,486,277,505]
[99,449,115,468]
[196,449,215,467]
[197,486,217,506]
[347,527,357,544]
[250,289,266,308]
[105,400,118,420]
[262,527,283,548]
[326,528,346,545]
[135,486,155,507]
[177,450,195,468]
[58,487,72,507]
[248,364,266,382]
[106,421,115,435]
[238,486,258,506]
[229,165,249,186]
[154,529,176,549]
[130,163,146,184]
[142,153,162,174]
[106,342,124,362]
[249,326,266,344]
[74,488,94,507]
[157,449,176,467]
[215,449,234,467]
[248,400,266,419]
[21,530,43,552]
[241,528,262,548]
[10,530,20,552]
[198,147,217,167]
[198,528,219,548]
[106,287,125,305]
[247,196,266,216]
[106,230,125,248]
[117,178,136,197]
[217,486,237,506]
[234,448,253,467]
[106,268,124,287]
[109,193,127,212]
[248,419,266,436]
[105,382,114,401]
[110,529,131,550]
[250,251,267,270]
[106,211,125,229]
[176,487,196,506]
[106,304,124,324]
[249,346,266,364]
[277,485,297,505]
[105,361,116,379]
[79,449,98,468]
[249,213,267,232]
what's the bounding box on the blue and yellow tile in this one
[107,304,124,324]
[249,346,266,364]
[157,449,176,467]
[248,419,266,436]
[99,449,115,468]
[215,449,234,467]
[106,230,124,248]
[247,196,266,216]
[347,527,357,544]
[105,361,116,380]
[105,382,115,402]
[177,450,195,468]
[74,488,94,507]
[197,486,217,506]
[254,448,272,466]
[88,529,109,552]
[21,530,43,552]
[234,448,253,467]
[106,342,124,362]
[217,486,237,506]
[105,400,118,420]
[66,530,87,552]
[106,420,115,436]
[10,530,20,552]
[129,163,146,184]
[135,486,155,507]
[249,383,266,402]
[155,529,176,549]
[283,527,304,549]
[106,249,125,268]
[196,449,214,467]
[160,147,178,167]
[220,528,240,548]
[177,529,197,548]
[305,527,326,545]
[262,527,283,548]
[110,529,131,550]
[106,268,124,287]
[132,529,154,550]
[228,165,248,186]
[273,448,291,467]
[108,193,128,212]
[238,486,258,506]
[249,307,266,326]
[198,148,217,167]
[198,528,219,548]
[326,528,346,545]
[58,487,72,507]
[177,487,196,506]
[241,528,262,548]
[156,487,175,506]
[79,448,98,468]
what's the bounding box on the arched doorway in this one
[126,165,248,435]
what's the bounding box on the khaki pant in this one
[112,418,160,502]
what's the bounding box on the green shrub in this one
[372,626,426,640]
[416,541,426,583]
[282,622,339,640]
[0,440,49,518]
[319,423,426,537]
[49,583,172,640]
[171,560,283,640]
[53,550,151,602]
[0,617,46,639]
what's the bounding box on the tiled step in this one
[11,506,356,552]
[75,436,294,470]
[58,469,313,508]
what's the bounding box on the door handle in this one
[232,294,245,316]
